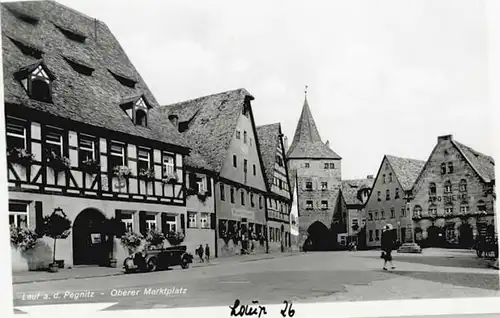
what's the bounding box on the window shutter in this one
[207,176,212,196]
[35,201,43,236]
[161,213,167,235]
[115,209,122,220]
[210,213,216,230]
[180,214,185,233]
[139,211,146,235]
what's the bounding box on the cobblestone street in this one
[12,248,499,312]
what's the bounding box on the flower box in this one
[81,159,100,174]
[162,173,178,184]
[7,148,35,166]
[120,231,143,255]
[197,192,208,202]
[113,165,132,179]
[186,187,198,196]
[145,229,165,249]
[10,225,39,252]
[166,231,185,246]
[46,151,71,173]
[138,168,155,181]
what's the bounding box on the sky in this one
[33,0,493,179]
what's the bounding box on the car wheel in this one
[181,260,189,269]
[147,258,158,272]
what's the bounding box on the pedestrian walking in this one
[205,243,210,262]
[197,244,204,263]
[381,224,396,270]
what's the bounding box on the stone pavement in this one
[12,251,297,284]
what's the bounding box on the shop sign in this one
[428,193,469,203]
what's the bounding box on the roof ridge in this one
[44,0,103,25]
[385,154,426,163]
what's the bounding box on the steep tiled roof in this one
[341,179,374,205]
[386,155,426,191]
[152,88,253,173]
[287,97,341,159]
[2,1,189,149]
[453,140,495,183]
[256,123,281,189]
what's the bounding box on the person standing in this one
[381,224,396,270]
[205,243,210,262]
[197,244,204,263]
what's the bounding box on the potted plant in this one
[46,150,71,173]
[120,231,143,255]
[138,168,155,182]
[10,225,39,251]
[113,165,132,179]
[40,208,72,273]
[185,187,198,196]
[165,231,185,246]
[81,158,100,174]
[7,148,35,167]
[197,191,208,202]
[145,229,165,250]
[162,172,178,184]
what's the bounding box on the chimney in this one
[283,136,289,152]
[168,114,179,131]
[325,140,330,148]
[367,175,374,179]
[438,134,453,142]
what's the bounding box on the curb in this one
[13,272,124,285]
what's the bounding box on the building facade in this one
[409,135,496,248]
[365,155,425,248]
[156,89,269,257]
[286,95,343,250]
[4,1,190,271]
[257,123,293,253]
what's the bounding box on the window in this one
[429,205,437,217]
[368,212,373,221]
[137,148,151,172]
[188,212,197,228]
[390,208,395,219]
[477,200,486,212]
[120,212,133,232]
[395,188,400,199]
[305,182,313,191]
[389,173,393,182]
[459,179,467,192]
[401,207,406,217]
[375,212,379,220]
[321,200,328,209]
[448,162,454,174]
[259,196,263,209]
[109,142,125,168]
[45,126,63,157]
[220,184,225,201]
[377,191,381,201]
[383,174,386,184]
[413,205,422,218]
[329,163,335,169]
[236,131,241,139]
[9,201,28,228]
[445,205,453,216]
[162,154,175,176]
[460,204,469,214]
[243,131,247,144]
[200,213,210,229]
[197,176,207,194]
[241,190,245,206]
[441,163,446,174]
[253,164,256,176]
[136,109,147,127]
[145,214,156,231]
[444,180,452,193]
[321,182,328,191]
[304,163,310,168]
[19,64,54,103]
[78,134,95,165]
[369,230,373,242]
[230,187,235,203]
[306,200,313,210]
[324,163,329,169]
[375,230,380,241]
[250,193,255,207]
[6,117,27,150]
[352,219,359,227]
[429,182,437,195]
[386,189,390,200]
[233,155,237,168]
[164,216,176,232]
[381,210,385,219]
[120,97,150,127]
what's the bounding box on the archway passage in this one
[73,208,110,266]
[304,221,332,251]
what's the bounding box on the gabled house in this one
[257,123,293,252]
[365,155,425,248]
[3,1,191,270]
[409,135,495,248]
[152,89,269,257]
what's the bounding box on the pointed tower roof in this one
[287,93,341,159]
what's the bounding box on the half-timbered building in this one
[3,1,190,270]
[257,123,293,252]
[153,89,269,257]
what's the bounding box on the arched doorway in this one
[73,208,109,266]
[427,225,439,247]
[305,221,331,251]
[459,222,473,248]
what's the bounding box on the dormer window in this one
[7,7,39,25]
[108,69,137,88]
[63,57,94,76]
[8,37,43,59]
[15,62,56,103]
[54,24,87,43]
[120,96,151,127]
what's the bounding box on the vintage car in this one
[123,245,193,273]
